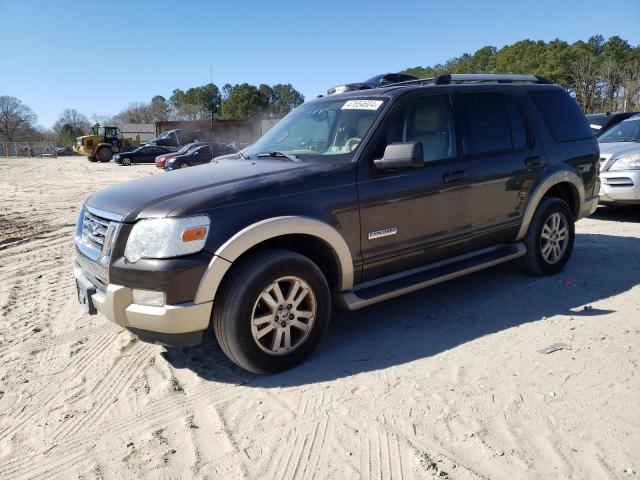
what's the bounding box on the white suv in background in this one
[598,114,640,205]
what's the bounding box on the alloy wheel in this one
[250,276,316,355]
[540,212,569,264]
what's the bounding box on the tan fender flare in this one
[193,216,354,305]
[515,169,585,241]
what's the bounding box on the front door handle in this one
[525,156,548,168]
[443,170,467,183]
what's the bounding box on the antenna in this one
[210,65,214,141]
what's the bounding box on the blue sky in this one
[1,0,639,128]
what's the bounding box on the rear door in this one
[454,89,542,241]
[145,147,163,162]
[193,146,213,164]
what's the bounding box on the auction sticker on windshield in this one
[341,100,384,110]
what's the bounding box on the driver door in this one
[357,92,474,281]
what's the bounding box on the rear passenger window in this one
[502,95,528,149]
[459,93,512,155]
[530,89,592,142]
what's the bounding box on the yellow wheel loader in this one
[73,125,140,162]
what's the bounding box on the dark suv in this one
[74,74,599,374]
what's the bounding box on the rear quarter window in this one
[530,89,592,142]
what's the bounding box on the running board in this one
[335,243,526,310]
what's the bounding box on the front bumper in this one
[74,261,212,346]
[599,170,640,205]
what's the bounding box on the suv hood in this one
[598,141,640,157]
[85,158,342,222]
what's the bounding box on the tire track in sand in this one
[0,379,250,479]
[49,342,155,441]
[0,331,120,442]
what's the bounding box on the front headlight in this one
[609,153,640,171]
[124,215,210,263]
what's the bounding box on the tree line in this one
[0,82,305,145]
[402,35,640,113]
[112,82,304,125]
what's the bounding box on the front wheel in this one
[87,156,98,163]
[518,197,575,275]
[179,162,190,169]
[121,157,132,166]
[96,147,112,162]
[212,250,331,374]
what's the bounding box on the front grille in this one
[76,248,108,287]
[82,210,111,250]
[75,207,122,288]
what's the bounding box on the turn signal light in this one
[182,226,208,242]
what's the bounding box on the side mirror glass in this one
[374,142,424,170]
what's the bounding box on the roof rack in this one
[383,73,551,89]
[434,73,551,85]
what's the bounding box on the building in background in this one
[120,123,155,142]
[154,117,283,147]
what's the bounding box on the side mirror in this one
[374,142,424,170]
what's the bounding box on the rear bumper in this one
[74,262,212,347]
[599,170,640,204]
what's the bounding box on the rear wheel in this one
[96,147,113,162]
[518,197,575,275]
[212,250,331,374]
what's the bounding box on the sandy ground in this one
[0,156,638,480]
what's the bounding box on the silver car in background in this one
[597,114,640,205]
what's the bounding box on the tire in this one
[517,197,575,276]
[121,157,131,166]
[179,162,190,169]
[87,156,98,163]
[212,249,331,374]
[96,147,112,162]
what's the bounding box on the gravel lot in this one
[0,156,639,479]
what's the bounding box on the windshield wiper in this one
[255,151,300,162]
[237,151,248,159]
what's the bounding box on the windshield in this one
[599,117,640,143]
[364,74,384,84]
[244,98,388,162]
[587,115,607,127]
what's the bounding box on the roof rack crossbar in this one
[383,77,434,88]
[434,73,551,85]
[382,73,551,89]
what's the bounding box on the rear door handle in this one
[443,170,467,183]
[525,156,548,168]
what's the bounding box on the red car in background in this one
[155,142,207,169]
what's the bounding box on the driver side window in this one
[384,95,457,162]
